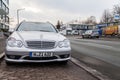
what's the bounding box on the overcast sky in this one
[10,0,119,27]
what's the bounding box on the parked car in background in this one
[82,30,99,38]
[5,21,71,65]
[71,30,79,35]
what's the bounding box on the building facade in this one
[0,0,9,32]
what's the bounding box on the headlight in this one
[7,37,23,47]
[58,39,70,48]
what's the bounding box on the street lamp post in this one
[17,8,25,24]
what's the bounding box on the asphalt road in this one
[69,37,120,80]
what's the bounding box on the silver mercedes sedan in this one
[5,21,71,65]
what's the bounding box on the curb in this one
[71,57,112,80]
[0,52,5,59]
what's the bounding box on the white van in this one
[82,30,99,38]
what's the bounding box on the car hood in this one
[11,31,66,41]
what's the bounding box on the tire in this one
[112,33,115,36]
[96,36,99,38]
[89,36,92,39]
[82,36,84,39]
[118,35,120,38]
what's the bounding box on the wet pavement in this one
[69,37,120,80]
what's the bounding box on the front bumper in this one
[5,51,71,63]
[5,58,70,63]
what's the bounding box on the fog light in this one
[64,54,69,58]
[60,54,69,58]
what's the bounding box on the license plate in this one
[29,52,53,57]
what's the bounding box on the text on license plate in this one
[30,52,53,57]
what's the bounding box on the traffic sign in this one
[114,14,120,20]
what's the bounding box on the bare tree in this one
[113,4,120,15]
[113,4,120,22]
[100,9,113,23]
[56,20,61,30]
[84,16,97,25]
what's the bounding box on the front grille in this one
[23,56,57,60]
[26,41,55,49]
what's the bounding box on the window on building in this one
[3,25,5,29]
[6,7,9,13]
[0,0,1,7]
[5,16,8,23]
[2,3,6,11]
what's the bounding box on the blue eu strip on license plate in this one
[29,52,32,57]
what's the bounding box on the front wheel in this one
[82,36,84,39]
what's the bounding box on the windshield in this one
[93,31,98,33]
[85,30,92,34]
[17,22,57,33]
